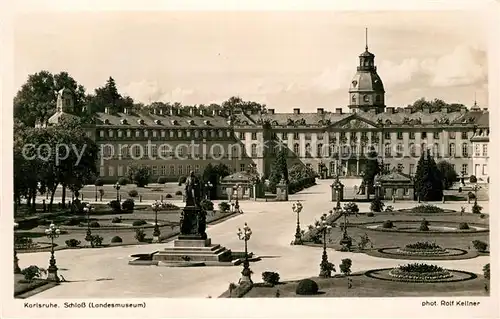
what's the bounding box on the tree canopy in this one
[407,98,465,113]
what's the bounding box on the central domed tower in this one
[348,29,385,113]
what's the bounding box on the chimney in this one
[386,107,395,114]
[423,107,430,114]
[483,108,488,112]
[268,109,275,115]
[317,108,324,114]
[104,107,110,114]
[335,108,342,114]
[293,108,300,115]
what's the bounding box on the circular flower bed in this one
[389,263,453,281]
[397,242,448,256]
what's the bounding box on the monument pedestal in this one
[153,238,232,264]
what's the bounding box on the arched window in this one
[462,143,468,157]
[433,143,440,157]
[293,143,300,155]
[251,144,258,157]
[317,143,323,158]
[305,143,311,157]
[421,143,427,156]
[396,144,403,158]
[449,143,455,157]
[409,143,416,157]
[384,143,391,157]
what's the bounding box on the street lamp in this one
[236,222,253,283]
[83,204,94,244]
[151,200,163,243]
[374,181,381,200]
[316,215,333,277]
[113,182,121,202]
[14,222,21,274]
[471,184,481,205]
[44,223,61,282]
[292,201,303,245]
[205,181,213,200]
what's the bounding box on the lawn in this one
[14,274,56,298]
[238,274,489,298]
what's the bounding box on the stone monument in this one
[153,171,232,265]
[275,177,289,201]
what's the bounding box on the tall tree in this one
[437,160,458,189]
[268,149,289,192]
[87,76,131,114]
[362,150,381,200]
[414,150,443,201]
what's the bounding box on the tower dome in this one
[348,29,386,113]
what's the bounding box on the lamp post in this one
[316,216,333,277]
[83,203,94,244]
[151,200,163,243]
[113,182,121,202]
[14,222,21,274]
[374,181,381,200]
[292,201,303,245]
[45,223,61,282]
[205,181,213,200]
[95,184,98,201]
[471,184,481,206]
[237,222,253,283]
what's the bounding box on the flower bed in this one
[397,242,448,255]
[388,263,453,281]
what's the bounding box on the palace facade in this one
[49,42,490,184]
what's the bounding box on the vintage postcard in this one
[1,0,498,318]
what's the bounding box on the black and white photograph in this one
[1,1,498,318]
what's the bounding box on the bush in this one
[118,177,129,186]
[162,202,179,210]
[418,219,429,231]
[468,192,476,199]
[200,199,214,211]
[175,190,183,196]
[472,240,488,252]
[480,214,486,219]
[121,198,135,212]
[165,193,172,198]
[472,202,482,214]
[128,189,139,197]
[458,187,462,193]
[135,228,146,242]
[370,197,384,212]
[21,265,46,282]
[111,217,121,223]
[483,263,490,280]
[295,279,319,295]
[89,221,100,228]
[412,205,444,214]
[110,236,123,243]
[262,272,280,286]
[108,200,121,213]
[339,258,352,276]
[366,212,374,217]
[458,222,470,230]
[178,176,187,185]
[64,217,82,226]
[132,220,147,227]
[94,178,104,187]
[65,239,81,247]
[157,176,167,184]
[469,175,477,183]
[382,220,394,229]
[218,202,230,213]
[91,235,103,247]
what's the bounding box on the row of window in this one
[268,131,470,141]
[99,128,233,139]
[474,143,489,157]
[101,145,237,158]
[100,163,249,178]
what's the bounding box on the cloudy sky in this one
[14,10,488,111]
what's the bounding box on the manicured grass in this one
[241,274,489,298]
[14,274,55,297]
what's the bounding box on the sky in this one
[13,10,489,112]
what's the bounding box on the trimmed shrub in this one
[94,178,104,187]
[21,265,46,282]
[163,202,179,210]
[262,272,280,286]
[178,176,187,185]
[339,258,352,276]
[128,189,139,198]
[65,239,81,247]
[469,175,477,183]
[165,193,173,198]
[366,212,374,217]
[480,214,486,219]
[483,263,490,280]
[458,222,470,230]
[468,191,476,199]
[111,217,121,223]
[175,190,183,196]
[200,199,214,211]
[472,202,482,214]
[157,176,167,184]
[65,217,82,226]
[218,202,230,213]
[458,187,462,193]
[370,197,384,212]
[135,228,146,242]
[91,235,103,247]
[472,240,488,252]
[295,279,319,295]
[108,200,121,213]
[121,198,135,212]
[118,177,129,186]
[382,220,394,229]
[418,219,429,231]
[412,205,444,214]
[132,220,147,227]
[89,221,100,228]
[110,236,123,243]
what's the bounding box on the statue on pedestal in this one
[179,171,207,239]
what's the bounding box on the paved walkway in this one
[18,180,489,298]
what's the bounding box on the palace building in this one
[49,40,490,184]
